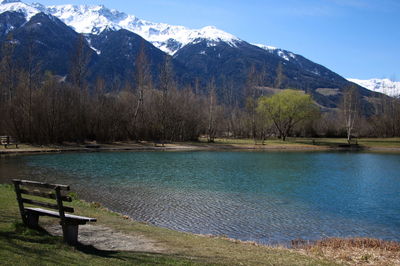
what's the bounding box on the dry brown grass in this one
[293,238,400,265]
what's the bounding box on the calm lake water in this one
[1,151,399,245]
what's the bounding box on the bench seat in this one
[13,179,97,245]
[25,207,97,223]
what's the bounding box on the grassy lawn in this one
[293,138,400,148]
[0,144,37,150]
[198,137,400,149]
[0,184,338,265]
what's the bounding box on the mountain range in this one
[0,0,385,114]
[348,78,400,98]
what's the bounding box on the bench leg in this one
[26,213,39,229]
[62,223,79,245]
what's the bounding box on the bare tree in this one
[369,92,400,137]
[131,41,153,141]
[0,33,17,103]
[69,34,91,142]
[25,34,41,141]
[207,78,217,142]
[158,56,175,143]
[246,65,262,143]
[274,62,285,89]
[341,85,360,143]
[70,35,90,90]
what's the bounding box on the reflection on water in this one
[1,151,399,244]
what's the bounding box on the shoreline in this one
[1,140,400,156]
[4,176,399,250]
[0,183,398,265]
[99,203,400,249]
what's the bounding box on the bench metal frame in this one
[13,179,96,245]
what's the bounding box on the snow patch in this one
[254,43,297,62]
[253,43,277,51]
[86,37,101,55]
[310,69,320,76]
[5,24,14,34]
[277,50,289,61]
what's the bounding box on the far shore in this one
[1,138,400,155]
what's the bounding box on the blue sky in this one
[32,0,400,81]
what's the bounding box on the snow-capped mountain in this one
[0,0,38,19]
[0,0,382,114]
[253,43,297,62]
[348,78,400,97]
[0,0,242,55]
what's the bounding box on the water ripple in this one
[1,151,399,245]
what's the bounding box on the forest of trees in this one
[0,35,399,145]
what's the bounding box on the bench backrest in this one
[1,136,15,143]
[1,136,18,146]
[12,179,74,224]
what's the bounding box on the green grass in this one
[0,144,35,150]
[0,185,199,266]
[354,138,400,148]
[0,184,339,265]
[198,137,400,149]
[291,137,400,148]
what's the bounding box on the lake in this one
[1,151,399,245]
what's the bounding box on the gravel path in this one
[45,224,166,252]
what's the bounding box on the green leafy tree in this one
[257,89,319,141]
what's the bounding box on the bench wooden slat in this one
[13,179,96,245]
[25,208,96,222]
[20,189,72,202]
[0,136,14,143]
[14,180,70,191]
[22,198,74,213]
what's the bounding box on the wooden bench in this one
[154,140,165,147]
[12,179,96,245]
[0,136,19,148]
